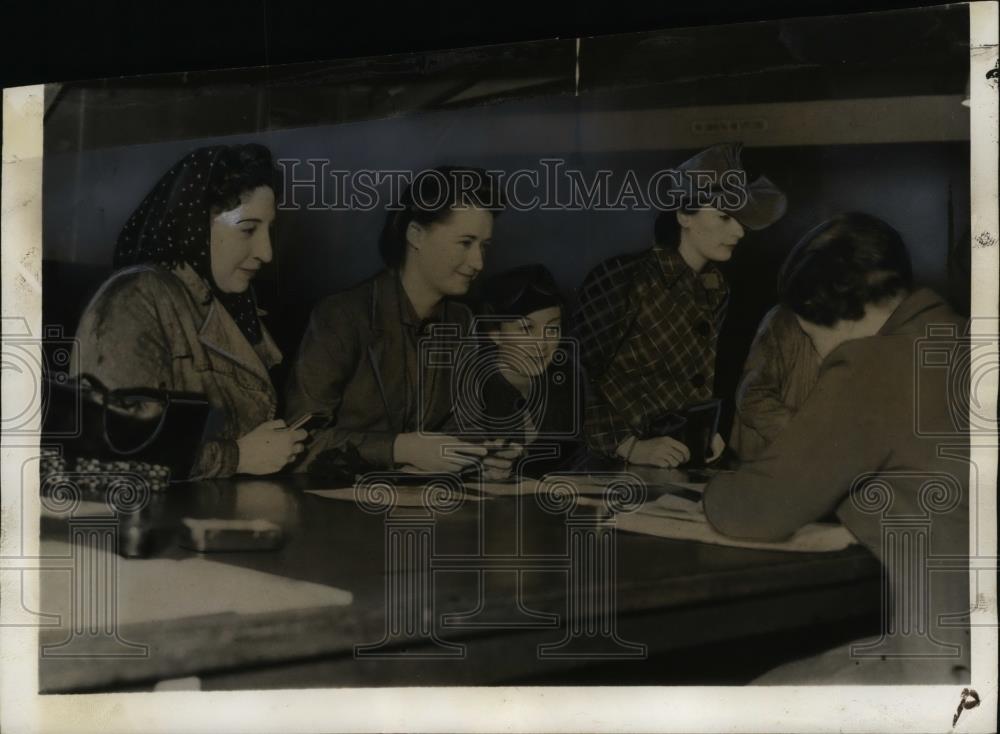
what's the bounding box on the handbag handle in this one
[74,372,109,397]
[101,386,173,456]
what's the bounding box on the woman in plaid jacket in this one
[574,144,787,468]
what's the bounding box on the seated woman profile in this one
[467,264,584,477]
[286,167,512,476]
[73,145,307,478]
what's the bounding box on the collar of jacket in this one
[650,246,725,292]
[369,269,453,336]
[878,288,956,336]
[171,263,282,382]
[364,269,463,431]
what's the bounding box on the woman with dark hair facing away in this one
[74,145,307,478]
[467,264,585,478]
[705,212,970,682]
[574,143,787,468]
[286,167,514,475]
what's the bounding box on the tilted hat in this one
[673,142,787,230]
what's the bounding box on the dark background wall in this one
[42,130,970,301]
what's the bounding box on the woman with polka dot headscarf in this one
[72,145,306,478]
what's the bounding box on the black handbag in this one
[41,372,211,482]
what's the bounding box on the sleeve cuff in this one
[189,438,240,479]
[218,439,240,477]
[358,432,397,468]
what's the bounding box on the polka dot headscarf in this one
[114,145,266,344]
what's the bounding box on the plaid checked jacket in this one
[573,246,730,457]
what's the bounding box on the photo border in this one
[2,3,997,731]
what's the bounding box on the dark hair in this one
[653,207,696,249]
[777,212,913,326]
[206,143,279,213]
[378,166,503,268]
[113,143,280,273]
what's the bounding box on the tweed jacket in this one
[72,263,282,478]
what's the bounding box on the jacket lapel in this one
[198,305,275,384]
[173,264,279,385]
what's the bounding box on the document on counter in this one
[464,477,542,496]
[579,492,858,553]
[543,470,710,494]
[306,486,487,505]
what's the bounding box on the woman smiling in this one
[73,145,306,478]
[286,167,511,475]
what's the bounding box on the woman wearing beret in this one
[73,144,307,478]
[467,264,584,478]
[286,167,514,476]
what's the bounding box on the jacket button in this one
[690,374,706,388]
[696,320,711,337]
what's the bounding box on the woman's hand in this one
[707,432,726,463]
[236,420,308,475]
[625,436,691,468]
[478,439,523,480]
[393,433,490,474]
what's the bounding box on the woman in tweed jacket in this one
[73,145,307,479]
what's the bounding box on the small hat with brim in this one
[673,142,787,230]
[481,264,564,319]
